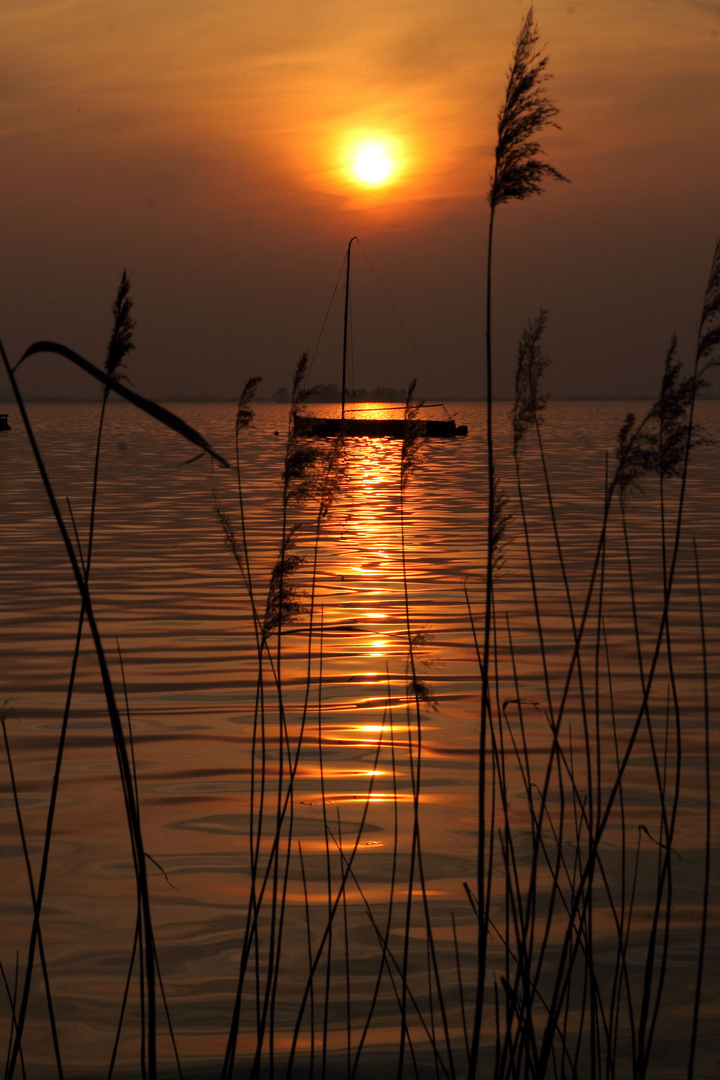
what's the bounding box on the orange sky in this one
[1,0,719,400]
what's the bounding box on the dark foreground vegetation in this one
[1,8,719,1079]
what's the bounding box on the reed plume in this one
[262,354,347,644]
[400,378,426,493]
[511,309,550,452]
[697,236,720,370]
[284,353,325,507]
[214,376,263,598]
[105,268,135,381]
[490,473,512,575]
[473,13,567,1072]
[617,239,720,495]
[261,525,307,644]
[489,7,568,209]
[236,375,263,433]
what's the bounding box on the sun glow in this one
[345,136,401,188]
[354,141,393,184]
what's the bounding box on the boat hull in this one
[294,415,468,439]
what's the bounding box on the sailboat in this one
[294,238,468,439]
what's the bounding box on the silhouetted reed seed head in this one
[214,500,246,577]
[697,237,720,374]
[616,342,712,494]
[512,309,550,452]
[401,378,426,493]
[616,240,720,495]
[262,525,306,643]
[236,376,262,435]
[105,270,135,379]
[490,7,568,208]
[263,357,348,542]
[491,473,512,574]
[290,352,317,411]
[316,435,346,518]
[408,677,439,712]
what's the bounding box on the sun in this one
[351,140,395,186]
[335,131,405,194]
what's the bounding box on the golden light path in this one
[296,433,434,816]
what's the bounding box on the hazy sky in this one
[1,0,719,402]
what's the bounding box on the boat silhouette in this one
[294,238,468,440]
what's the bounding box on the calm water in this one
[1,400,718,1078]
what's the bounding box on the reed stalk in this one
[472,10,568,1074]
[0,297,228,1080]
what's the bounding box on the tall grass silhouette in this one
[1,7,718,1080]
[473,8,568,1075]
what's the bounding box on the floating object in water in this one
[295,238,468,440]
[294,414,467,439]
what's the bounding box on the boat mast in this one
[341,236,358,420]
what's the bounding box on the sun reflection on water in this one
[304,431,445,819]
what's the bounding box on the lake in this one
[1,399,718,1079]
